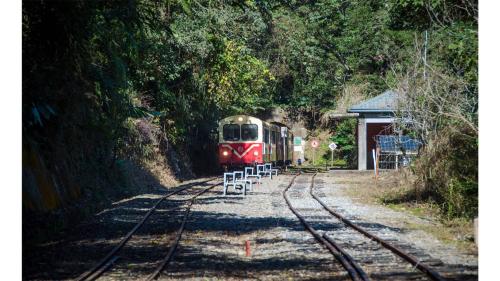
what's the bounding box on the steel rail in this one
[322,233,370,281]
[84,256,120,281]
[307,174,370,281]
[75,178,218,281]
[146,182,218,280]
[282,172,369,281]
[309,175,445,281]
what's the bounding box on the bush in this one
[412,126,477,219]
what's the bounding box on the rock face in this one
[260,107,287,124]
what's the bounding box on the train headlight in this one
[223,151,229,157]
[238,117,243,122]
[253,151,259,156]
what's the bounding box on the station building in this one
[348,90,397,170]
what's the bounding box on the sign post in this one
[311,139,319,166]
[328,142,337,167]
[372,149,377,178]
[293,137,303,165]
[376,147,380,180]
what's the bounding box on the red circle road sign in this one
[311,139,319,148]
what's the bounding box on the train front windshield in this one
[241,124,258,141]
[223,124,240,141]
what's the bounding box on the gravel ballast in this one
[24,171,477,280]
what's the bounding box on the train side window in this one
[223,124,240,141]
[264,128,270,144]
[241,124,258,141]
[271,131,276,144]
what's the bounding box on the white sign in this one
[294,146,303,152]
[280,127,288,138]
[328,142,337,151]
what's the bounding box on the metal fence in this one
[375,135,422,170]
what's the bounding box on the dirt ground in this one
[23,171,477,280]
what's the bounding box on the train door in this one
[276,132,282,163]
[287,131,294,164]
[263,127,270,162]
[271,130,277,162]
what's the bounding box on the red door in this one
[367,123,393,170]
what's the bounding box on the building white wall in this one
[357,118,367,170]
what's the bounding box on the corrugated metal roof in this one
[348,90,397,113]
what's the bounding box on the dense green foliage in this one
[330,119,357,168]
[23,0,477,218]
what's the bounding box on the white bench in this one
[244,167,261,186]
[223,172,250,196]
[265,163,279,177]
[234,171,253,192]
[256,164,272,179]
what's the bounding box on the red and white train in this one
[218,115,293,169]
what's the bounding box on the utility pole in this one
[311,140,319,166]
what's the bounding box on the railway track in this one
[283,172,446,281]
[75,178,220,281]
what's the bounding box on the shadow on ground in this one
[23,175,477,281]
